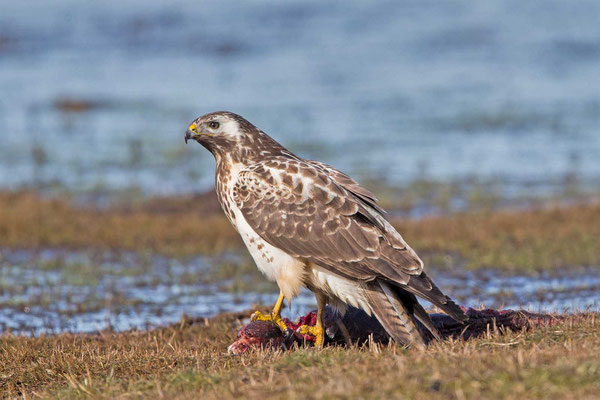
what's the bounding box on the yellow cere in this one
[189,123,196,132]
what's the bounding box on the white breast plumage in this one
[222,162,306,300]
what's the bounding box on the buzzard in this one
[185,111,467,347]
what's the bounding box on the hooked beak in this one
[185,123,198,144]
[185,123,214,144]
[184,131,193,144]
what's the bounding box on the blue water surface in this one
[1,1,599,196]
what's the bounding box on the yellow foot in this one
[296,324,325,347]
[250,310,289,333]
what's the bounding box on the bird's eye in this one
[208,121,220,129]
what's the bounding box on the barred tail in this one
[363,279,440,348]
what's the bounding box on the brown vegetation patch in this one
[0,191,598,270]
[401,200,600,271]
[0,191,239,257]
[53,98,106,113]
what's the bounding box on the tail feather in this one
[398,291,443,342]
[363,280,429,348]
[403,272,468,322]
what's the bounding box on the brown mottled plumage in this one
[185,111,467,347]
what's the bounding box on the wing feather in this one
[233,158,467,323]
[233,160,422,283]
[308,160,386,215]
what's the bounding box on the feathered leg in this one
[296,291,326,347]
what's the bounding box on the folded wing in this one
[232,158,466,323]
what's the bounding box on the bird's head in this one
[185,111,287,162]
[185,111,244,147]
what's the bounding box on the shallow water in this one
[1,249,598,335]
[1,0,600,197]
[433,269,600,313]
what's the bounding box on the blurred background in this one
[2,0,599,198]
[1,0,599,334]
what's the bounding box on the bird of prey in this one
[185,111,467,347]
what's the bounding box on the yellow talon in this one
[250,310,289,332]
[250,291,289,333]
[249,291,327,348]
[297,324,325,347]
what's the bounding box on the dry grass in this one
[0,191,239,257]
[0,312,241,398]
[1,312,599,399]
[402,199,600,271]
[0,191,598,271]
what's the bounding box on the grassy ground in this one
[1,191,599,398]
[1,311,599,399]
[1,191,598,272]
